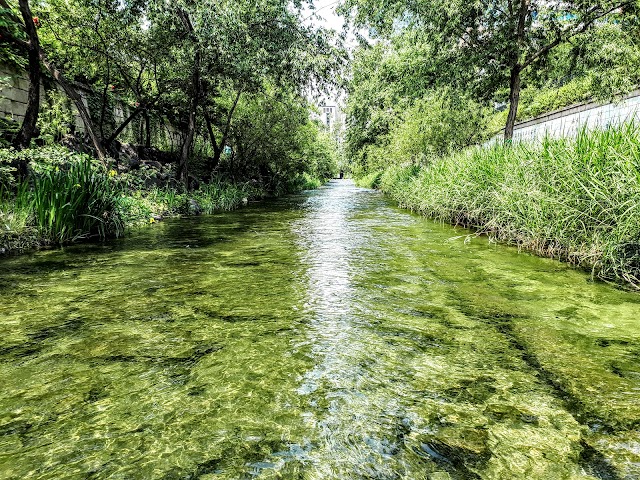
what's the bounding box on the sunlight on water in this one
[0,180,639,479]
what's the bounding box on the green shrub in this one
[355,170,384,189]
[193,180,250,213]
[0,182,32,248]
[0,154,16,189]
[520,77,593,120]
[0,145,83,174]
[36,90,75,145]
[0,117,19,148]
[389,90,487,162]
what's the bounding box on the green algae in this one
[0,181,638,479]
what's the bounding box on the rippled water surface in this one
[1,180,639,479]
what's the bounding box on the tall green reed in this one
[194,179,252,213]
[372,123,640,287]
[29,160,124,243]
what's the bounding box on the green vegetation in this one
[348,85,487,177]
[28,158,123,243]
[0,147,121,250]
[342,2,640,287]
[344,1,640,139]
[0,0,342,255]
[365,124,640,287]
[0,143,336,253]
[115,180,262,229]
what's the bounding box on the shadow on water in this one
[0,180,639,479]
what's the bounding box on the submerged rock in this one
[188,198,202,215]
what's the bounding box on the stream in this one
[0,180,639,479]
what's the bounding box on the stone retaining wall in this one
[0,63,89,133]
[0,63,184,151]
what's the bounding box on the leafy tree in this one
[141,0,344,185]
[1,0,107,159]
[344,0,639,139]
[388,90,486,161]
[223,87,337,192]
[36,0,168,149]
[2,0,344,189]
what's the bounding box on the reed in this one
[27,160,124,243]
[373,123,640,287]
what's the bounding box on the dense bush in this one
[36,91,75,145]
[223,89,338,194]
[388,91,486,161]
[350,89,487,175]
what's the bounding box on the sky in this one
[303,0,349,36]
[303,0,369,50]
[302,1,366,106]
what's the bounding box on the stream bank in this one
[356,125,640,289]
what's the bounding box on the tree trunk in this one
[176,8,201,188]
[38,51,107,162]
[144,111,151,148]
[178,86,198,187]
[504,65,522,142]
[204,112,222,171]
[99,65,110,140]
[106,109,140,148]
[203,89,242,173]
[14,0,40,149]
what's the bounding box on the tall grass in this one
[117,178,263,227]
[193,178,255,213]
[0,183,34,250]
[0,159,125,250]
[355,170,384,189]
[374,123,640,287]
[28,160,124,242]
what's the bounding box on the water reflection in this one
[294,182,414,478]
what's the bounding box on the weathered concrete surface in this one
[1,63,89,133]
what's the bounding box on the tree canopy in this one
[1,0,345,187]
[343,0,640,139]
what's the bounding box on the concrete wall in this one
[491,89,640,144]
[0,63,90,133]
[0,63,183,149]
[0,64,44,125]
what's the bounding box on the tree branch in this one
[521,1,632,70]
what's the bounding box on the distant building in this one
[315,102,345,134]
[320,105,338,129]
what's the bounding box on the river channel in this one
[0,180,639,479]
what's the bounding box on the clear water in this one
[1,180,639,480]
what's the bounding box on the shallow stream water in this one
[1,180,639,479]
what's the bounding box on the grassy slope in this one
[360,124,640,288]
